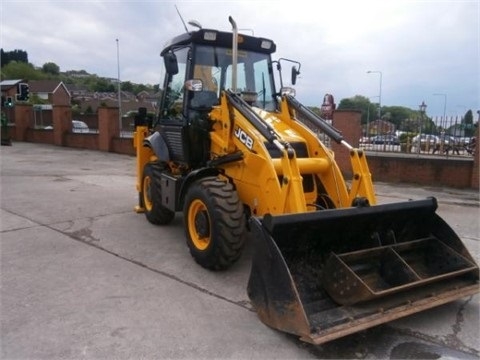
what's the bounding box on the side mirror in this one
[164,52,178,75]
[291,66,300,85]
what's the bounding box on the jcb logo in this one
[234,126,254,150]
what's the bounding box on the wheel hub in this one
[195,210,210,238]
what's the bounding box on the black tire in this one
[183,176,246,270]
[141,163,175,225]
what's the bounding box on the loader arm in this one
[209,91,377,213]
[209,90,317,215]
[282,95,377,206]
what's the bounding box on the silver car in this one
[72,120,89,133]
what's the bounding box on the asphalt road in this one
[1,142,479,360]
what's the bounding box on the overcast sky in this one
[1,0,479,118]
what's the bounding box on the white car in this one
[412,134,440,145]
[72,120,89,133]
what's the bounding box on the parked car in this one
[359,136,370,144]
[413,134,458,146]
[459,137,473,145]
[412,134,440,145]
[43,120,90,133]
[72,120,89,133]
[370,134,400,145]
[440,134,457,145]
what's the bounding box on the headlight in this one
[203,31,217,41]
[261,40,272,49]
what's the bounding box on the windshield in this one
[193,45,277,111]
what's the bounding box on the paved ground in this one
[1,142,479,360]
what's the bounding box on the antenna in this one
[175,5,189,33]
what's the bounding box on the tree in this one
[338,95,369,111]
[337,95,375,125]
[1,61,44,80]
[462,109,476,137]
[42,62,60,75]
[381,106,416,129]
[132,83,149,94]
[1,49,28,67]
[463,110,473,126]
[121,81,134,92]
[92,78,115,92]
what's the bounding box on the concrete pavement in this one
[1,142,479,359]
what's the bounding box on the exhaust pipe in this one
[229,16,238,93]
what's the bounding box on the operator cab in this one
[156,29,279,166]
[159,29,278,122]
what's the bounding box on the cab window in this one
[162,47,189,121]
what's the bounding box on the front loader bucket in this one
[247,198,479,345]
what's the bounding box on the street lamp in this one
[367,70,382,120]
[366,96,379,138]
[418,101,427,154]
[433,93,447,130]
[419,101,427,113]
[116,38,122,132]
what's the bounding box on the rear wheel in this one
[184,176,246,270]
[141,163,175,225]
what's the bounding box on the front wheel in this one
[184,177,246,270]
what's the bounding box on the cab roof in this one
[160,29,276,56]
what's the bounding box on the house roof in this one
[65,83,89,92]
[0,79,23,86]
[0,79,24,91]
[29,80,71,97]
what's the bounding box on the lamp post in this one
[418,101,427,154]
[367,70,382,120]
[116,38,122,132]
[419,101,427,123]
[433,93,447,131]
[366,96,379,139]
[366,104,370,138]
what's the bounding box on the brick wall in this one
[367,156,474,188]
[331,109,362,178]
[329,109,478,189]
[6,104,479,189]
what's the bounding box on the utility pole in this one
[367,70,382,119]
[116,38,122,133]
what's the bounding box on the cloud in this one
[2,0,478,117]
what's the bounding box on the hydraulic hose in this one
[285,95,344,144]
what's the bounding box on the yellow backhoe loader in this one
[133,17,479,345]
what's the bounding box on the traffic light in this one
[5,97,13,107]
[16,83,29,101]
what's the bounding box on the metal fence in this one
[360,115,476,158]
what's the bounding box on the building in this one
[29,80,71,106]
